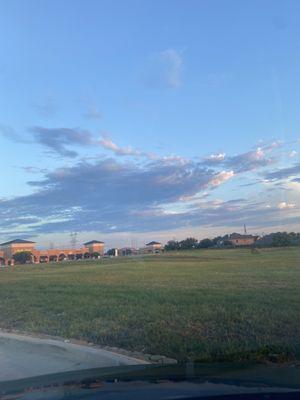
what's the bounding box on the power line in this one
[70,232,78,249]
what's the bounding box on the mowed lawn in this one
[0,247,300,362]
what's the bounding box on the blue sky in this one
[0,0,299,248]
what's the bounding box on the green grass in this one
[0,247,300,362]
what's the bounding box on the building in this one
[0,239,36,261]
[119,247,138,256]
[83,240,105,256]
[0,238,105,266]
[228,233,259,247]
[145,241,164,253]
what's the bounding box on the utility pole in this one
[70,232,78,249]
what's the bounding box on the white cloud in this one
[262,140,283,151]
[208,153,226,161]
[160,154,188,165]
[98,134,189,165]
[99,134,142,157]
[277,201,296,209]
[202,146,275,172]
[253,147,265,159]
[288,150,298,158]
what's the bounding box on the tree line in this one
[164,232,300,251]
[165,236,224,250]
[257,232,300,247]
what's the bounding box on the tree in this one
[198,238,213,248]
[271,232,292,247]
[179,237,198,250]
[106,248,116,256]
[212,236,222,246]
[165,240,180,251]
[13,251,33,264]
[92,252,101,258]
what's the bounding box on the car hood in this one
[1,362,300,399]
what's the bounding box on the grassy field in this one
[0,247,300,362]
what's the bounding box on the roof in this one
[146,241,162,246]
[0,238,36,246]
[83,240,105,245]
[229,233,258,239]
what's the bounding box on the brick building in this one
[228,233,259,246]
[0,238,105,266]
[145,241,164,253]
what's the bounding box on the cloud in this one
[288,150,298,158]
[0,124,30,143]
[264,163,300,181]
[1,124,97,157]
[0,132,298,238]
[0,146,298,238]
[209,170,234,187]
[98,134,188,164]
[259,140,283,152]
[0,156,236,235]
[30,126,95,157]
[207,153,226,162]
[277,201,296,209]
[130,197,299,233]
[20,166,48,174]
[201,147,275,172]
[1,123,187,164]
[99,134,143,157]
[224,148,274,172]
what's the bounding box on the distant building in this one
[145,241,164,253]
[0,239,36,262]
[228,233,259,247]
[0,238,105,265]
[83,240,105,256]
[119,247,138,256]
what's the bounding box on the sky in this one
[0,0,300,249]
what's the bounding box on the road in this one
[0,331,146,382]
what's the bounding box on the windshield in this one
[0,0,299,393]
